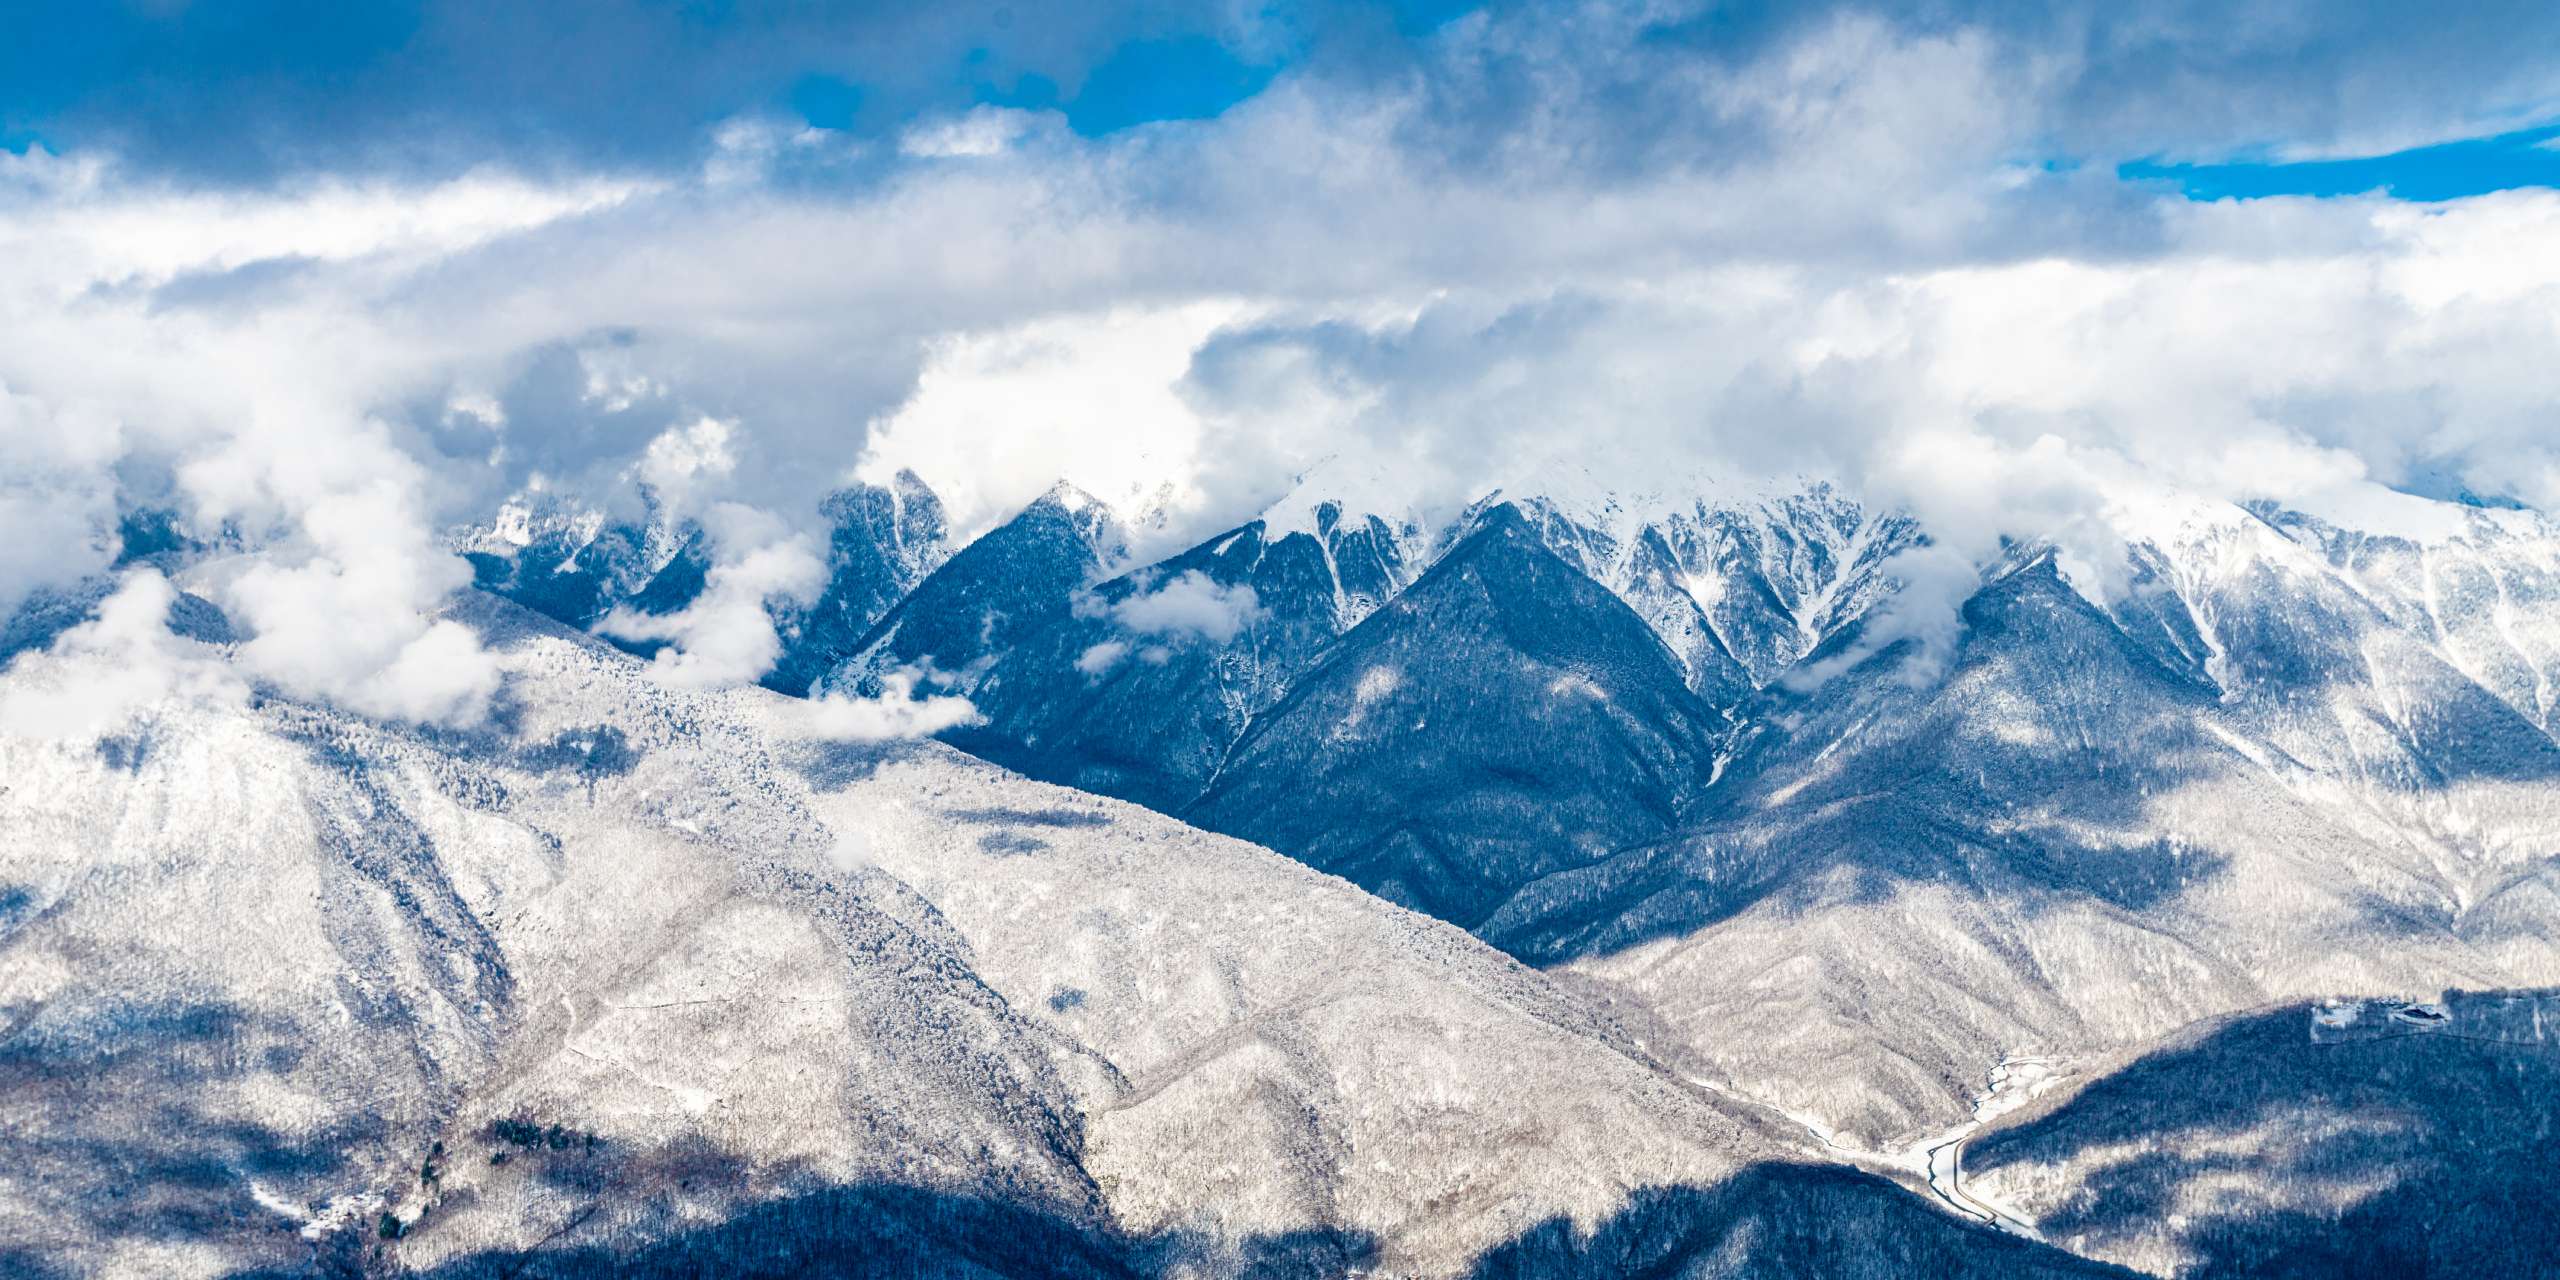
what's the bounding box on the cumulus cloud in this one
[1096,572,1266,644]
[898,107,1048,159]
[0,570,247,740]
[205,471,504,725]
[0,384,123,619]
[1076,640,1131,676]
[633,416,739,517]
[598,502,825,688]
[0,162,646,726]
[798,668,983,741]
[853,303,1251,541]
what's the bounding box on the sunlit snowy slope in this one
[0,589,2117,1279]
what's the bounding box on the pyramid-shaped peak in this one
[1033,479,1107,515]
[1465,498,1532,533]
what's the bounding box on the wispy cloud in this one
[797,668,982,741]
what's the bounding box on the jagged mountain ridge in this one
[453,464,1907,769]
[1459,483,1917,706]
[805,471,1902,871]
[458,489,697,633]
[765,471,954,696]
[457,470,952,695]
[824,481,1125,695]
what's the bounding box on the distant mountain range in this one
[6,462,2557,1276]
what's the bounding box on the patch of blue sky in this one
[2121,121,2560,202]
[961,1,1476,136]
[977,35,1276,135]
[1382,0,1478,36]
[787,74,866,133]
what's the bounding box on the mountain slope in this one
[1483,503,2560,1149]
[1965,989,2560,1278]
[1188,504,1728,929]
[765,470,953,696]
[0,598,1107,1279]
[463,495,686,634]
[0,585,2118,1278]
[825,483,1123,694]
[2249,502,2560,743]
[946,503,1419,811]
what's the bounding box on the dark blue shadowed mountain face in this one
[1963,989,2560,1278]
[1188,504,1728,928]
[928,505,1417,812]
[861,479,1915,930]
[466,513,686,634]
[764,471,952,697]
[823,482,1125,695]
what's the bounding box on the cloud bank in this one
[0,570,246,741]
[4,1,2559,707]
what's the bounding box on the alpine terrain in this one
[11,462,2556,1277]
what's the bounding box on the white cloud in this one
[0,163,645,290]
[598,502,825,689]
[200,448,505,726]
[0,384,123,618]
[0,163,647,727]
[898,107,1045,159]
[1103,571,1266,645]
[1076,640,1130,676]
[0,569,247,740]
[705,116,850,187]
[634,416,739,516]
[854,302,1252,541]
[798,668,982,741]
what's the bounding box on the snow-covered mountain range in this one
[8,460,2559,1277]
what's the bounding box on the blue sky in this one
[2123,123,2560,203]
[0,1,1469,174]
[10,1,2559,202]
